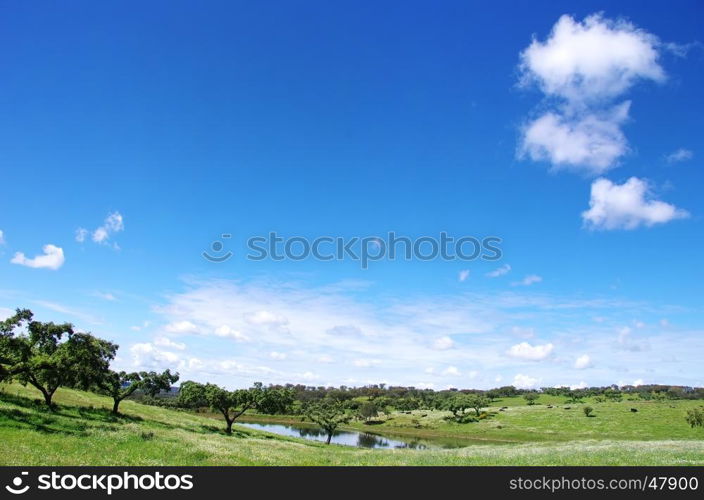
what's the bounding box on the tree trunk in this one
[42,390,54,409]
[112,398,121,414]
[225,419,233,435]
[325,432,332,445]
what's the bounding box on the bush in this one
[583,406,594,417]
[685,407,704,428]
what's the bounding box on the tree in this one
[358,401,379,421]
[523,393,539,405]
[304,398,351,444]
[179,382,263,434]
[98,369,179,414]
[445,394,488,422]
[468,394,490,416]
[256,386,295,415]
[1,309,116,409]
[685,407,704,428]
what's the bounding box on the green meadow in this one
[1,383,702,466]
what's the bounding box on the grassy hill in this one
[1,383,703,466]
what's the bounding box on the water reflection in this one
[237,421,434,449]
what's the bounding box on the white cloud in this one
[93,212,124,243]
[11,244,65,270]
[665,148,693,163]
[486,264,511,278]
[270,351,287,360]
[213,324,250,341]
[442,366,461,377]
[519,14,664,102]
[518,14,665,175]
[130,321,151,332]
[520,103,629,174]
[317,355,334,363]
[153,336,186,350]
[458,269,470,282]
[513,373,541,389]
[165,320,199,334]
[0,230,5,245]
[511,275,543,287]
[574,354,592,369]
[570,381,588,390]
[75,228,88,243]
[508,342,554,361]
[632,378,644,387]
[582,177,689,230]
[77,212,124,246]
[433,336,455,350]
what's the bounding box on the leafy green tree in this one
[468,394,490,416]
[178,381,263,434]
[358,401,379,421]
[304,398,351,444]
[98,369,179,414]
[445,394,488,422]
[256,386,295,415]
[523,393,539,405]
[1,309,116,409]
[685,407,704,428]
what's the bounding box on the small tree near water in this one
[304,398,351,444]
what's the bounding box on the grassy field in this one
[1,383,703,466]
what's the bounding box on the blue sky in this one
[1,1,702,390]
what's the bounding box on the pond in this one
[237,420,463,449]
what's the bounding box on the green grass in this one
[1,384,703,465]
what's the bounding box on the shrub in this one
[685,407,704,428]
[583,406,594,417]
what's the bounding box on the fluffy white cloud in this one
[75,228,88,243]
[518,14,665,175]
[433,336,455,350]
[582,177,689,230]
[519,14,664,101]
[486,264,511,278]
[508,342,554,361]
[665,148,693,163]
[11,244,65,270]
[570,381,588,390]
[442,366,461,377]
[458,269,470,282]
[0,230,5,245]
[270,351,287,360]
[574,354,592,369]
[520,103,629,174]
[153,336,186,350]
[511,275,542,287]
[513,373,541,389]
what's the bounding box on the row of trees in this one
[0,309,177,414]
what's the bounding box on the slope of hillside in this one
[1,384,702,466]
